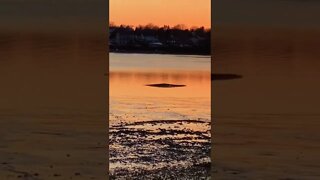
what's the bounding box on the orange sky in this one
[110,0,211,28]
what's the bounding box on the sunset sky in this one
[110,0,211,28]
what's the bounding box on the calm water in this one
[109,53,211,178]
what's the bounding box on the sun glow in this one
[110,0,211,28]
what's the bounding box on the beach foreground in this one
[109,119,211,179]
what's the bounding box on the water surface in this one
[109,53,211,179]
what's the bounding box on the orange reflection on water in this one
[110,70,210,98]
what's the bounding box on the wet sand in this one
[213,27,320,179]
[109,119,211,179]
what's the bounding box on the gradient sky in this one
[110,0,211,28]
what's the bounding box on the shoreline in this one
[109,49,211,56]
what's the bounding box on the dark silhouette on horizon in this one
[109,24,210,55]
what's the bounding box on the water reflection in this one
[110,70,210,98]
[109,54,211,178]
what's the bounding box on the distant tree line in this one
[109,24,211,55]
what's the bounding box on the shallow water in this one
[109,53,211,179]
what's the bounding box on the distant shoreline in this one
[109,25,210,56]
[109,49,211,56]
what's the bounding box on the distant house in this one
[109,27,135,46]
[108,25,210,54]
[109,27,116,34]
[109,27,117,46]
[143,35,158,43]
[149,42,163,48]
[141,35,162,47]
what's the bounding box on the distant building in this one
[108,25,210,54]
[109,27,134,46]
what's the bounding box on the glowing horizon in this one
[110,0,211,29]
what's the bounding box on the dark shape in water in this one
[212,73,242,81]
[146,83,186,88]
